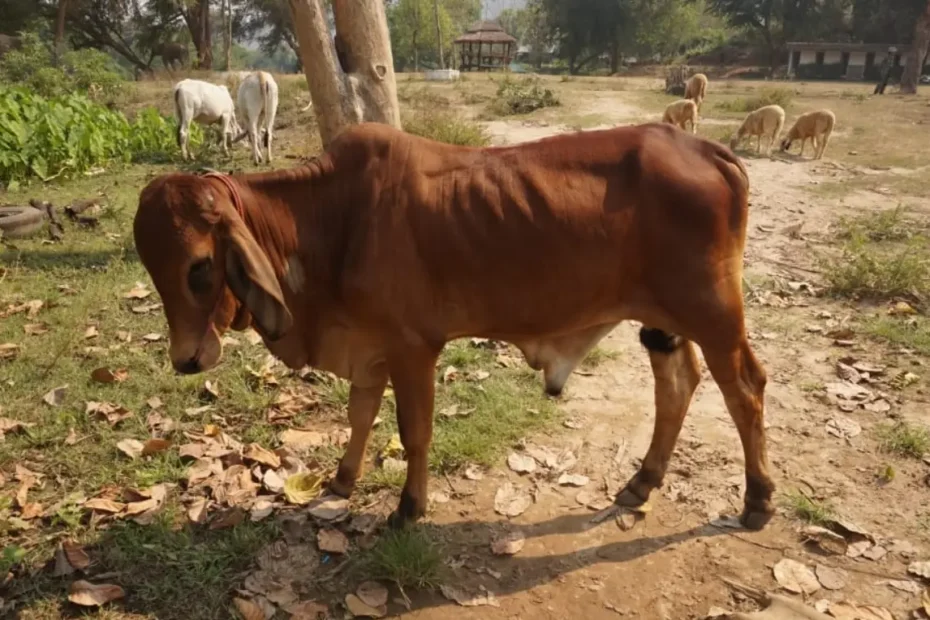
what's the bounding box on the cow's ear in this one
[213,194,292,340]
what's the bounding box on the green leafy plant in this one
[0,87,197,185]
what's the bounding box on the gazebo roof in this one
[454,20,517,44]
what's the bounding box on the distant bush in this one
[403,109,489,147]
[489,76,559,115]
[716,87,794,113]
[0,32,128,104]
[0,87,198,186]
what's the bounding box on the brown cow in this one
[133,122,774,530]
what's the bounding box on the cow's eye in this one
[187,258,213,296]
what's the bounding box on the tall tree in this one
[288,0,402,146]
[54,0,69,60]
[178,0,212,68]
[901,0,930,93]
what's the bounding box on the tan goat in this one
[662,99,698,134]
[684,73,708,110]
[730,105,785,155]
[780,109,836,159]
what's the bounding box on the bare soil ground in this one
[3,74,930,619]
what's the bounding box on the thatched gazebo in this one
[454,20,517,71]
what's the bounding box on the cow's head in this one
[133,173,292,373]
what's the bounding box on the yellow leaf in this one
[233,597,266,620]
[379,434,404,460]
[283,472,323,505]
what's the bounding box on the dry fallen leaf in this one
[0,343,21,361]
[464,465,484,481]
[284,472,323,505]
[317,528,349,554]
[141,438,172,456]
[909,561,930,579]
[116,439,144,460]
[440,584,500,607]
[210,507,246,530]
[801,526,848,555]
[233,597,267,620]
[0,417,34,440]
[279,428,327,452]
[494,482,531,517]
[558,473,590,487]
[826,602,893,620]
[250,498,274,522]
[84,326,99,339]
[283,600,329,619]
[345,593,386,618]
[86,401,133,426]
[20,502,43,519]
[441,365,459,383]
[356,582,389,608]
[123,283,152,299]
[815,564,847,590]
[438,404,473,418]
[23,322,48,335]
[490,531,525,556]
[507,452,537,474]
[187,497,209,524]
[200,380,219,401]
[83,498,126,514]
[42,385,68,406]
[922,588,930,616]
[306,495,349,521]
[244,443,281,469]
[825,416,861,440]
[131,302,161,314]
[262,469,285,494]
[68,580,125,607]
[883,579,921,594]
[773,558,820,595]
[90,367,128,384]
[63,540,90,570]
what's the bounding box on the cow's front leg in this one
[330,379,387,498]
[386,345,440,528]
[616,328,700,508]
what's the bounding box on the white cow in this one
[172,79,240,160]
[236,71,279,164]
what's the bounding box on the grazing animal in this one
[684,73,708,111]
[172,79,241,160]
[152,42,189,71]
[780,109,836,159]
[0,34,22,60]
[133,122,774,531]
[236,71,279,164]
[730,105,785,155]
[662,99,698,133]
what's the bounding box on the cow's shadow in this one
[7,502,739,618]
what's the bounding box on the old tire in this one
[0,206,46,239]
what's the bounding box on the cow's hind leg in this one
[330,379,387,498]
[703,338,774,530]
[616,327,701,508]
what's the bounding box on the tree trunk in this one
[901,0,930,94]
[54,0,69,64]
[183,0,213,69]
[434,0,444,70]
[224,0,232,70]
[288,0,402,147]
[413,0,420,72]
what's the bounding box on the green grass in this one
[782,490,834,526]
[359,527,444,590]
[714,87,794,113]
[864,316,930,355]
[877,422,930,458]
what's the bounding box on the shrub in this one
[0,32,127,104]
[403,109,489,147]
[129,107,203,163]
[489,76,559,115]
[822,234,929,300]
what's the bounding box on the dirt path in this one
[405,94,930,619]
